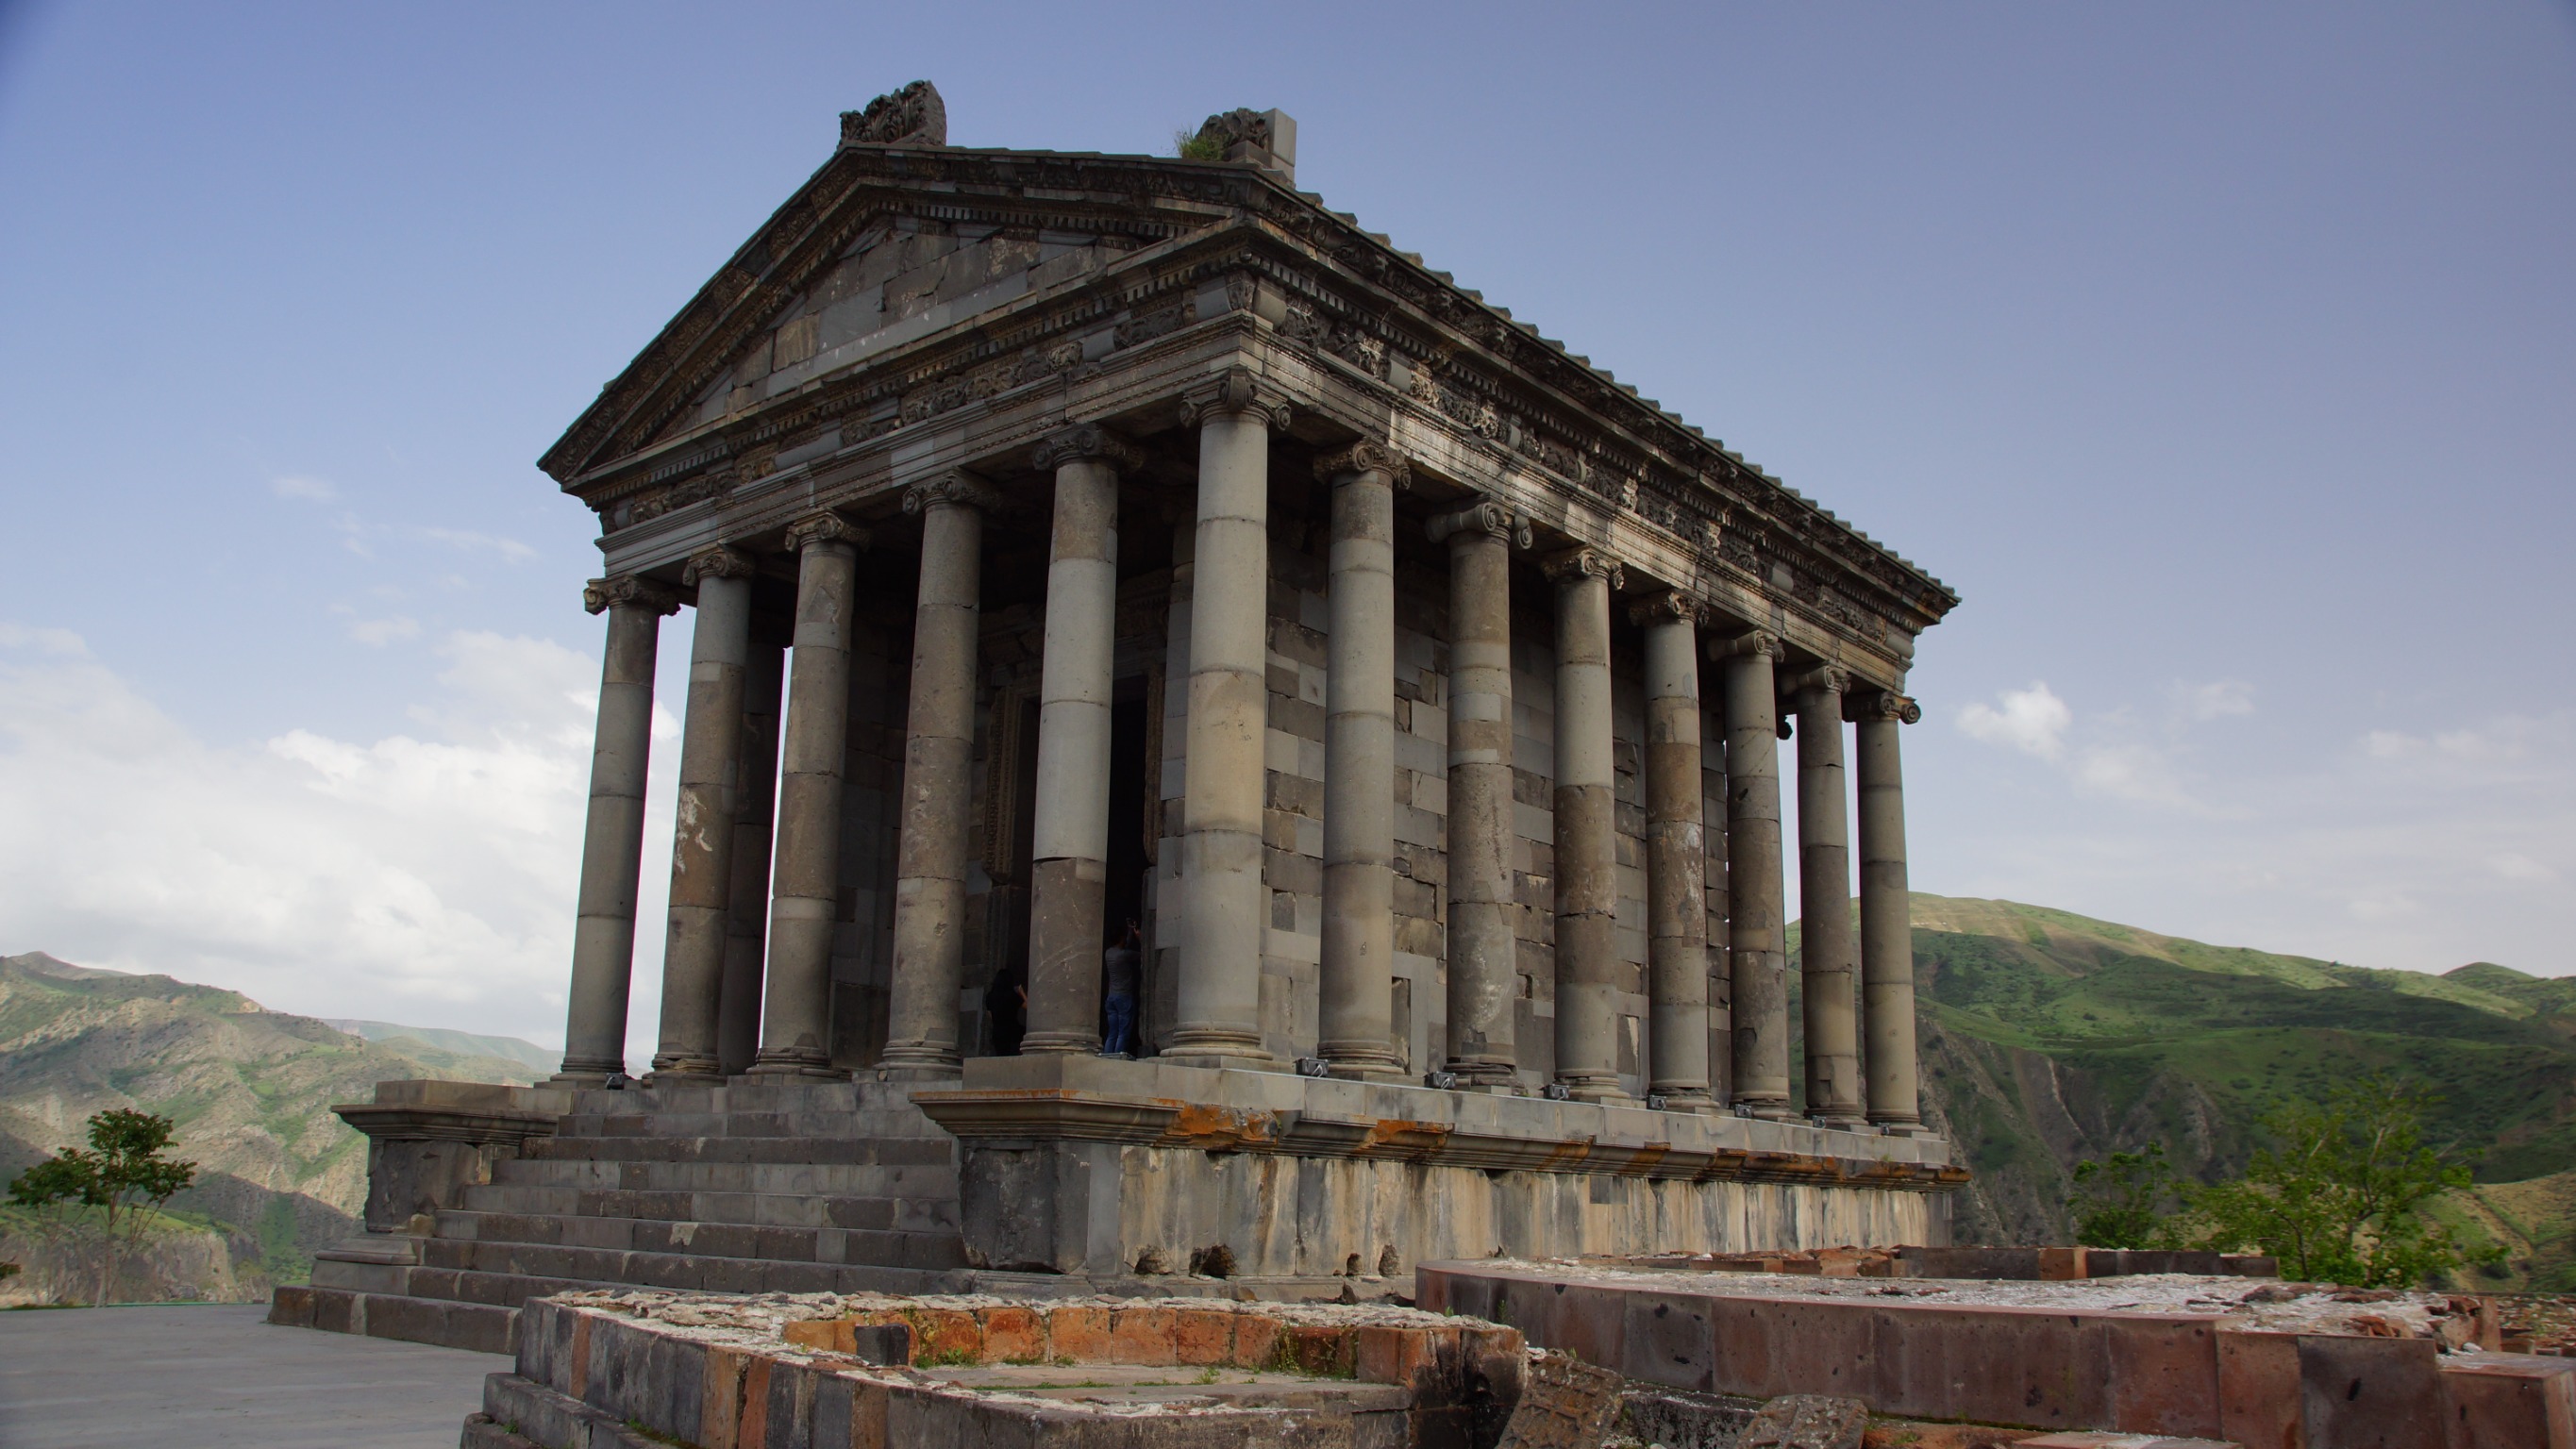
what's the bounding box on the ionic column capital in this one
[1030,425,1145,476]
[902,469,1003,517]
[1178,366,1291,430]
[1541,546,1624,592]
[1313,441,1412,491]
[583,575,681,617]
[1783,664,1850,699]
[681,544,760,587]
[1707,629,1784,663]
[1626,589,1707,627]
[784,511,870,554]
[1426,499,1531,549]
[1859,690,1922,724]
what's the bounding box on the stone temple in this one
[297,83,1966,1353]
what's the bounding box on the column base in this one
[1650,1091,1722,1115]
[646,1063,723,1085]
[548,1058,624,1088]
[1018,1035,1104,1058]
[1734,1097,1798,1122]
[1161,1049,1280,1073]
[745,1053,849,1081]
[1868,1115,1925,1137]
[1445,1058,1519,1090]
[873,1062,964,1083]
[1318,1041,1405,1082]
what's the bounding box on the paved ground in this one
[0,1303,504,1448]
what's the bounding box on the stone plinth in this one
[332,1079,573,1234]
[911,1056,1957,1283]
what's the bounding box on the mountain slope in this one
[0,952,547,1301]
[1842,897,2576,1257]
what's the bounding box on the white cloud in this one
[2177,679,2255,722]
[1957,681,2071,758]
[419,526,537,564]
[271,475,337,502]
[0,625,678,1049]
[343,614,422,647]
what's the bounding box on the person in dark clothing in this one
[984,958,1027,1056]
[1099,919,1141,1058]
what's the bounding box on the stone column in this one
[750,514,867,1078]
[1168,369,1286,1070]
[1544,546,1626,1103]
[1712,631,1791,1117]
[651,546,759,1080]
[716,640,784,1075]
[1316,442,1410,1080]
[1632,591,1713,1110]
[555,575,678,1084]
[1792,666,1864,1125]
[1020,426,1139,1057]
[1428,501,1524,1087]
[879,472,999,1078]
[1857,689,1924,1132]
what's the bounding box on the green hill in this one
[1796,897,2576,1281]
[0,952,548,1304]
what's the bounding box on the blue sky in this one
[1,2,2569,1049]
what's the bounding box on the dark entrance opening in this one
[1104,678,1150,1054]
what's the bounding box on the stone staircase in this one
[293,1078,971,1353]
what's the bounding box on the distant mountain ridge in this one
[0,951,547,1303]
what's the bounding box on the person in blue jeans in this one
[1099,918,1141,1058]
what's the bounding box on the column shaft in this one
[1546,549,1625,1101]
[716,641,784,1074]
[1021,435,1128,1056]
[1702,704,1731,1104]
[1636,596,1712,1108]
[1317,446,1406,1078]
[880,476,994,1077]
[1717,635,1792,1116]
[1858,693,1923,1129]
[1170,375,1280,1068]
[652,550,757,1079]
[1431,504,1519,1085]
[1795,671,1863,1124]
[753,517,865,1077]
[556,579,675,1083]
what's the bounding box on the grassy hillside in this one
[0,952,546,1303]
[1792,898,2576,1275]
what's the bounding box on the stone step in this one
[473,1373,663,1449]
[491,1158,957,1198]
[438,1199,958,1257]
[418,1233,970,1291]
[457,1183,949,1232]
[518,1132,954,1166]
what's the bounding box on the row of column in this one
[1422,515,1924,1127]
[552,370,1920,1128]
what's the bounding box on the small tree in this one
[2068,1141,2184,1249]
[7,1109,196,1305]
[2184,1074,2490,1287]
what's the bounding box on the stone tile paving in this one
[0,1302,505,1448]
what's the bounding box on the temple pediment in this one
[543,85,1955,649]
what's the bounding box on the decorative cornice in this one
[784,512,869,554]
[1313,441,1412,490]
[681,544,760,586]
[1425,500,1530,549]
[582,575,682,617]
[1707,630,1785,663]
[1030,424,1145,475]
[1861,691,1923,725]
[1177,365,1291,430]
[903,469,1002,516]
[1627,590,1707,627]
[1541,547,1624,592]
